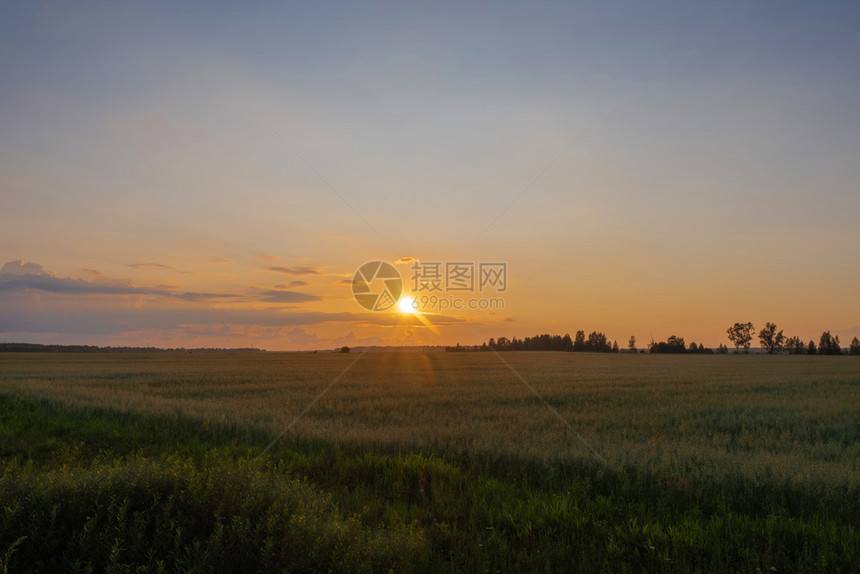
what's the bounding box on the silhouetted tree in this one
[758,322,786,354]
[716,344,729,354]
[573,330,586,352]
[807,340,816,355]
[850,337,860,356]
[339,346,350,353]
[585,331,611,352]
[727,322,755,353]
[650,335,686,354]
[628,335,637,353]
[784,336,806,355]
[561,333,574,352]
[818,331,842,355]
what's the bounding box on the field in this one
[1,352,859,572]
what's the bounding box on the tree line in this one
[446,324,860,355]
[726,322,859,355]
[0,343,266,354]
[447,331,619,353]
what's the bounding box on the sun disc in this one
[397,295,415,314]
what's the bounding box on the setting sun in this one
[397,295,416,314]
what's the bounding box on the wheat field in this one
[3,352,859,494]
[1,351,859,572]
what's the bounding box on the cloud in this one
[0,304,363,335]
[0,269,169,296]
[257,290,321,303]
[175,292,243,302]
[128,262,174,270]
[283,328,320,345]
[0,261,233,301]
[274,280,309,288]
[128,262,192,275]
[395,256,417,265]
[268,266,321,275]
[1,260,52,276]
[0,260,466,341]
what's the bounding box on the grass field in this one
[1,352,858,572]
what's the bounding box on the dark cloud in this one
[268,266,321,275]
[1,260,52,276]
[1,261,233,301]
[0,271,169,296]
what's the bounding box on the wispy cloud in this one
[128,262,174,270]
[175,292,244,302]
[257,290,321,303]
[274,280,309,288]
[268,266,321,275]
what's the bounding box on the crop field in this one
[1,352,859,572]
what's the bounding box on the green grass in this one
[1,352,859,572]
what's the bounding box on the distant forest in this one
[0,343,265,354]
[449,323,860,356]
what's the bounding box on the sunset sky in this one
[2,1,859,350]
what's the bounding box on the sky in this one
[1,1,859,351]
